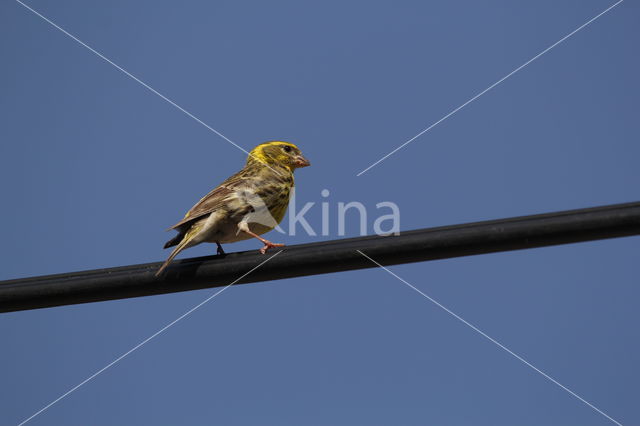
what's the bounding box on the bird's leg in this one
[216,242,226,256]
[237,222,285,254]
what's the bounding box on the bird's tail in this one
[156,239,189,277]
[156,225,201,277]
[163,232,184,249]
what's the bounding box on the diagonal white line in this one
[356,0,624,176]
[17,250,283,426]
[357,250,624,426]
[15,0,248,155]
[15,0,288,176]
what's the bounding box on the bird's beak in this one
[294,155,311,168]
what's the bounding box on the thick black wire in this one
[1,201,639,313]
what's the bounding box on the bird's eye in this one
[282,145,292,153]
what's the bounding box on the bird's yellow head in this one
[247,141,310,172]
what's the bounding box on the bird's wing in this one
[168,171,248,230]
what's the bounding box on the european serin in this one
[156,141,310,276]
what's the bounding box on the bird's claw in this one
[259,241,285,254]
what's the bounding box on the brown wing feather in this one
[168,168,251,230]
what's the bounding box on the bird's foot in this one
[259,240,285,254]
[216,243,226,256]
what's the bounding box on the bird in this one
[156,141,310,276]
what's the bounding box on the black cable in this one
[1,201,639,313]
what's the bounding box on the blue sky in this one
[1,1,638,425]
